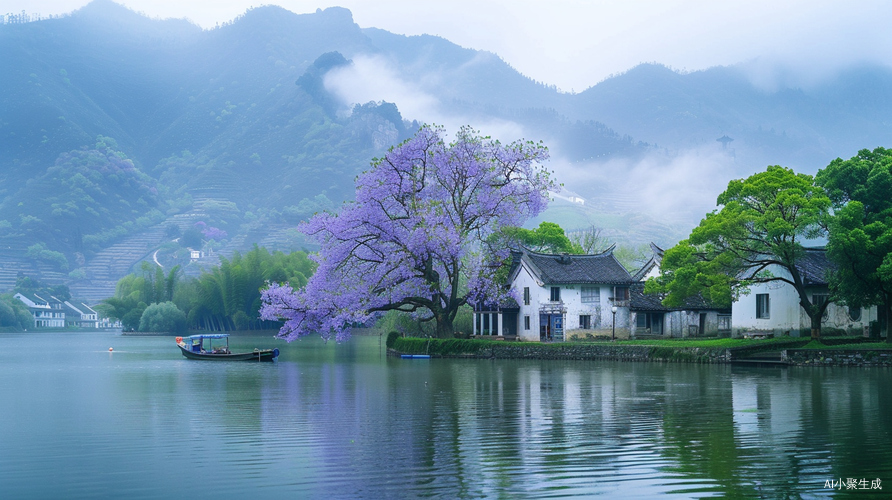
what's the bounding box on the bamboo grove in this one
[99,246,315,332]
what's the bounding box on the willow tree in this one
[646,165,832,338]
[261,125,556,341]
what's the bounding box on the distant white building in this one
[98,317,122,329]
[63,301,99,329]
[731,248,874,337]
[14,292,65,328]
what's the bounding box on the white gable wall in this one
[511,261,630,341]
[731,264,871,337]
[732,280,801,336]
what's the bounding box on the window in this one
[579,315,591,329]
[635,312,663,334]
[523,287,530,305]
[612,286,629,301]
[756,294,770,319]
[524,315,531,330]
[550,286,561,302]
[848,306,862,321]
[581,287,599,303]
[718,315,731,332]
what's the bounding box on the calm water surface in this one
[1,332,891,499]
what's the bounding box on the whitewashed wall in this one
[511,261,631,341]
[731,264,872,336]
[732,279,802,336]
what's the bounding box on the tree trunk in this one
[810,312,822,341]
[435,313,455,339]
[884,299,892,344]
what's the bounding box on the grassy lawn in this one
[607,336,890,351]
[607,337,807,349]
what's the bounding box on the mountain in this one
[1,0,890,299]
[563,63,892,170]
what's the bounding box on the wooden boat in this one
[176,334,279,362]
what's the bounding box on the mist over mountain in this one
[1,0,889,298]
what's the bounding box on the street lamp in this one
[611,305,618,341]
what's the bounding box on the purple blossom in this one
[261,125,556,342]
[202,226,228,241]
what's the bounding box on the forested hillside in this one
[1,0,890,300]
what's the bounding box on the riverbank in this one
[388,336,891,365]
[785,341,892,366]
[121,329,281,337]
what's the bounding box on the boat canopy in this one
[187,334,230,340]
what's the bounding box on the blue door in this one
[552,316,564,341]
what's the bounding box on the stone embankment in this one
[389,337,892,366]
[783,349,892,367]
[389,338,733,363]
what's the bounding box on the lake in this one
[1,332,890,498]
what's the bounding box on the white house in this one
[475,247,634,342]
[731,248,873,337]
[14,292,66,328]
[63,301,99,328]
[629,243,731,337]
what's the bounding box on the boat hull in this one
[178,343,279,361]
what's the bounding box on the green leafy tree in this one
[613,243,653,273]
[0,294,34,330]
[816,147,892,341]
[568,225,610,254]
[121,302,147,331]
[138,301,187,333]
[25,243,69,271]
[97,265,159,330]
[646,166,832,338]
[174,246,316,331]
[0,295,28,329]
[180,227,203,248]
[13,275,70,301]
[500,221,581,254]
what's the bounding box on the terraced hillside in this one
[68,209,209,304]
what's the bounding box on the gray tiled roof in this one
[797,248,832,286]
[630,283,727,312]
[631,242,665,281]
[521,248,633,285]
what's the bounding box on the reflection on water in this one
[0,332,890,498]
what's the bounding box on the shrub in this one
[25,243,69,271]
[138,301,186,333]
[392,337,502,356]
[385,330,401,349]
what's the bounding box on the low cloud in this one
[323,54,743,239]
[550,146,739,227]
[323,54,528,142]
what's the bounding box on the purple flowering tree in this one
[202,226,228,241]
[261,126,556,341]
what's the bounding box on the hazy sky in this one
[3,0,890,92]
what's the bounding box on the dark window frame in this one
[756,293,770,319]
[581,286,599,303]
